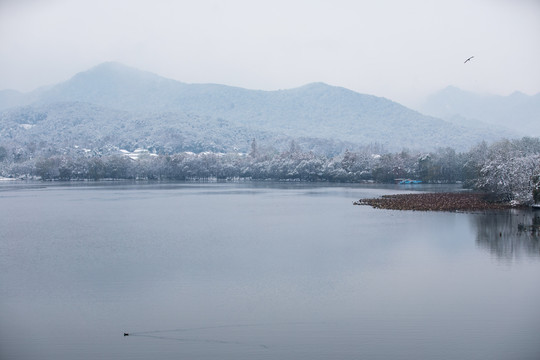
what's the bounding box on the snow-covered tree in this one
[472,138,540,204]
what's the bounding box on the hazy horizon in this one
[1,0,540,107]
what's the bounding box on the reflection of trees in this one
[473,210,540,261]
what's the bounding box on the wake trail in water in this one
[128,334,268,349]
[127,322,266,336]
[126,320,320,336]
[123,322,295,349]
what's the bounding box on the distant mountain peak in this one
[437,85,474,96]
[288,82,338,94]
[292,81,373,99]
[88,61,130,71]
[299,82,332,89]
[509,90,526,98]
[442,85,461,92]
[71,61,166,83]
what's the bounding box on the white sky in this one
[1,0,539,106]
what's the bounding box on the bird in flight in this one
[464,56,474,64]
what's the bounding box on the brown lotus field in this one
[354,192,518,212]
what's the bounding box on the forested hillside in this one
[0,62,512,154]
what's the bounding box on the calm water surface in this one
[1,182,539,360]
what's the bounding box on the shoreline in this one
[354,192,520,212]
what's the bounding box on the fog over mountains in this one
[0,62,520,156]
[420,86,540,136]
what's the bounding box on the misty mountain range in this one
[420,86,540,136]
[0,62,531,156]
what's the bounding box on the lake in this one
[1,182,539,360]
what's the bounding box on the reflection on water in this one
[473,209,540,260]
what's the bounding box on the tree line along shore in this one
[1,137,540,206]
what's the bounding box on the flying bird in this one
[464,56,474,64]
